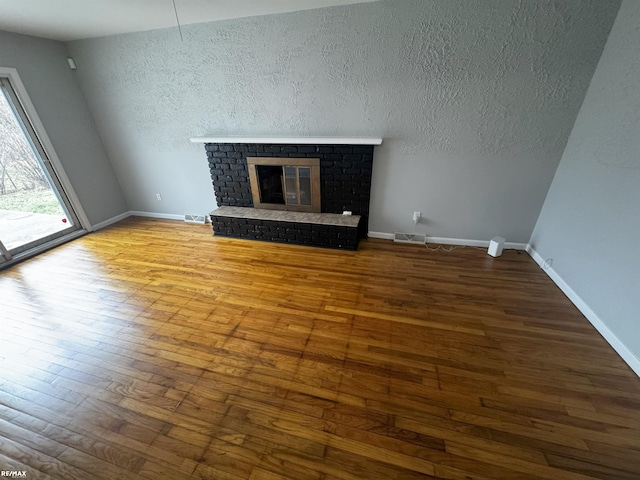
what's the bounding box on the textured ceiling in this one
[0,0,380,41]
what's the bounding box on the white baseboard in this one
[92,211,201,230]
[129,211,185,221]
[90,211,131,231]
[367,231,395,240]
[427,236,488,247]
[505,242,529,250]
[367,232,527,250]
[526,245,640,378]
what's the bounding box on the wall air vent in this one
[393,232,426,244]
[184,214,207,224]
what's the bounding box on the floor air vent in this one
[184,214,207,224]
[394,232,426,244]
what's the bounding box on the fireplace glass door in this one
[248,157,320,212]
[284,166,312,206]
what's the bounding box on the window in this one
[0,68,87,265]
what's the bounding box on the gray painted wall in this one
[0,31,128,227]
[68,0,619,242]
[530,0,640,364]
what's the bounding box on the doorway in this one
[0,70,86,266]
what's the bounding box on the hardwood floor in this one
[1,216,639,479]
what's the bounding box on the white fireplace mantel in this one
[190,136,382,145]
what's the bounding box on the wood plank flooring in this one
[1,216,639,479]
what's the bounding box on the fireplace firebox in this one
[247,157,321,212]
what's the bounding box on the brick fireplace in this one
[192,136,382,250]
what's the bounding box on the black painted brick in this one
[297,146,316,153]
[334,146,353,154]
[210,216,359,250]
[204,142,373,237]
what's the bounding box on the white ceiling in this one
[0,0,380,42]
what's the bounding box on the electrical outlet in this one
[156,193,162,201]
[413,211,421,223]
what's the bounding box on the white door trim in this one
[0,240,12,262]
[0,66,91,231]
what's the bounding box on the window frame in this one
[0,67,90,231]
[0,67,90,267]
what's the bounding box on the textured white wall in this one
[0,30,128,226]
[531,0,640,367]
[68,0,619,241]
